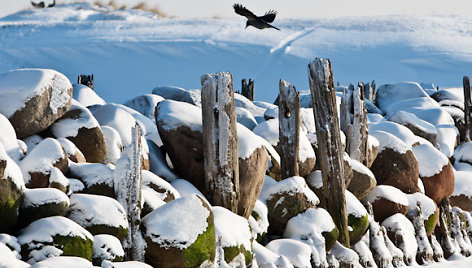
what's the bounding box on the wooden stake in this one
[201,72,239,213]
[463,76,472,142]
[78,74,94,90]
[278,79,300,179]
[241,79,255,101]
[308,58,350,247]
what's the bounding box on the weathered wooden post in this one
[78,74,94,90]
[201,72,239,213]
[241,79,255,101]
[114,123,145,261]
[463,76,472,142]
[407,202,434,265]
[341,83,368,165]
[435,198,457,259]
[278,79,300,179]
[308,58,350,247]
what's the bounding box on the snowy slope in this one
[1,3,472,104]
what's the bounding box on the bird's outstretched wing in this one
[260,10,277,23]
[233,4,257,20]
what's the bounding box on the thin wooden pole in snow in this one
[308,58,350,247]
[278,79,300,179]
[114,123,145,261]
[351,82,368,165]
[463,76,472,142]
[201,72,239,214]
[241,79,255,101]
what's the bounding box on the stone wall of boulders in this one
[1,69,472,267]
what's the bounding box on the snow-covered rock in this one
[31,256,93,268]
[56,138,86,163]
[68,193,128,240]
[387,110,438,146]
[51,100,106,163]
[450,170,472,211]
[123,93,164,122]
[0,113,24,162]
[0,143,24,233]
[92,103,138,147]
[236,107,258,130]
[18,216,94,264]
[69,162,115,197]
[152,85,201,107]
[370,131,420,194]
[261,176,319,236]
[369,120,421,148]
[92,234,124,266]
[213,206,253,266]
[0,69,73,138]
[363,185,409,222]
[346,157,377,200]
[18,188,69,228]
[406,192,438,235]
[381,213,418,265]
[142,170,180,202]
[265,239,312,268]
[141,195,215,267]
[375,82,430,114]
[413,142,454,204]
[73,84,106,107]
[101,125,123,165]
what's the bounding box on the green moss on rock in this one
[0,177,23,232]
[182,218,216,267]
[54,234,93,261]
[19,202,68,228]
[322,226,339,252]
[223,244,252,266]
[424,211,439,236]
[348,214,369,244]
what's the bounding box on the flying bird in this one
[31,0,55,8]
[233,3,280,30]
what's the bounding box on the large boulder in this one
[18,216,94,264]
[73,84,106,107]
[57,138,86,163]
[362,185,409,223]
[381,214,418,265]
[155,100,205,192]
[261,176,319,236]
[0,143,25,233]
[369,131,420,194]
[374,82,431,114]
[141,195,216,268]
[18,188,69,228]
[387,111,438,147]
[347,157,377,200]
[19,138,68,189]
[412,142,454,204]
[51,100,107,163]
[0,69,73,138]
[213,206,253,266]
[68,193,128,240]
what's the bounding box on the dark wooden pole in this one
[278,79,300,179]
[78,74,94,90]
[201,72,239,213]
[241,79,255,101]
[463,76,472,142]
[308,58,350,247]
[352,82,368,166]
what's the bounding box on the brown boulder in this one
[413,143,454,204]
[51,101,107,163]
[20,138,68,189]
[363,185,409,223]
[0,69,73,138]
[370,131,420,194]
[57,138,86,163]
[450,170,472,211]
[69,162,115,198]
[347,157,377,200]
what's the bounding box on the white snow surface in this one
[369,120,420,148]
[92,103,137,146]
[141,195,210,250]
[412,142,449,177]
[261,176,319,206]
[349,158,375,179]
[51,99,100,138]
[284,207,336,239]
[265,239,312,268]
[375,82,429,113]
[170,179,209,204]
[0,69,71,117]
[248,199,269,239]
[253,119,279,146]
[452,170,472,198]
[19,137,64,184]
[387,110,437,137]
[212,206,252,250]
[0,113,22,161]
[22,188,69,208]
[453,142,472,165]
[101,125,123,165]
[0,243,29,268]
[18,216,93,245]
[381,213,418,261]
[346,190,368,219]
[363,185,409,206]
[72,84,106,107]
[31,256,93,268]
[141,170,180,200]
[68,193,128,230]
[237,123,269,159]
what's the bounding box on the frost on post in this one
[278,79,300,179]
[201,72,239,214]
[308,58,350,247]
[407,202,434,265]
[340,83,368,165]
[114,123,145,261]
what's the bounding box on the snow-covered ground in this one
[1,3,472,104]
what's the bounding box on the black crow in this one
[233,3,280,30]
[31,0,55,8]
